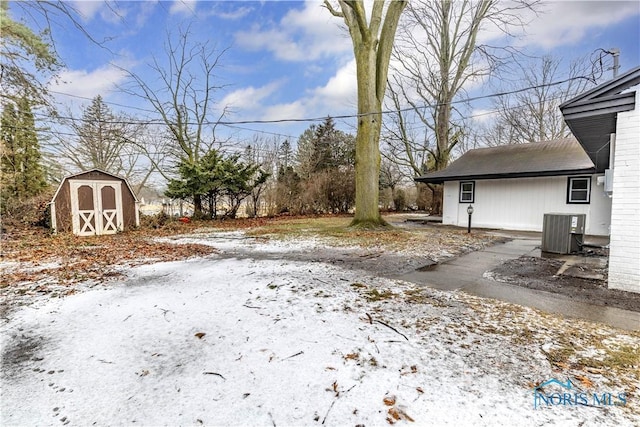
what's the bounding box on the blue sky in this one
[12,0,640,145]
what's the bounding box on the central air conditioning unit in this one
[541,213,585,254]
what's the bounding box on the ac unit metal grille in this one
[542,214,585,254]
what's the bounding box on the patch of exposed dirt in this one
[489,255,640,312]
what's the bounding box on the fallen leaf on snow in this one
[575,374,594,389]
[388,406,414,422]
[383,394,396,406]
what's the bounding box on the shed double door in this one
[70,180,123,236]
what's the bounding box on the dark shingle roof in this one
[415,138,595,184]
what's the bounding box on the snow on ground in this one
[1,233,638,426]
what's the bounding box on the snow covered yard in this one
[1,231,639,426]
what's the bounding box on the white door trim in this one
[70,180,123,236]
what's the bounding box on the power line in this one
[49,90,160,115]
[4,73,596,147]
[37,74,594,128]
[221,124,298,142]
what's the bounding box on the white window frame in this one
[567,176,591,204]
[459,181,475,203]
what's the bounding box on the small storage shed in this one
[49,169,140,236]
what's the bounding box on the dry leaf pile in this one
[0,228,217,301]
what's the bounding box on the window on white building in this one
[567,177,591,203]
[459,181,475,203]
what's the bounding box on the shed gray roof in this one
[415,138,595,184]
[560,65,640,172]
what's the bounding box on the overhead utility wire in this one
[16,77,592,140]
[15,87,579,141]
[40,74,593,127]
[48,90,160,115]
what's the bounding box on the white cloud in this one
[309,59,357,113]
[484,1,639,50]
[134,1,159,28]
[254,61,356,124]
[100,4,128,25]
[72,0,103,21]
[261,100,308,122]
[219,60,357,125]
[470,108,499,124]
[234,0,351,62]
[523,1,639,49]
[235,26,305,61]
[169,0,197,15]
[215,6,253,20]
[71,0,130,24]
[50,64,129,100]
[221,81,284,112]
[304,64,324,78]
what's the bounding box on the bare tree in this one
[483,55,596,146]
[384,0,537,212]
[243,135,282,218]
[379,157,407,210]
[51,95,152,186]
[324,0,407,228]
[120,26,229,215]
[382,83,430,178]
[379,157,405,194]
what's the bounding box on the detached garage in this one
[415,138,612,236]
[49,169,140,236]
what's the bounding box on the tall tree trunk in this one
[326,0,407,228]
[193,194,203,217]
[352,41,384,226]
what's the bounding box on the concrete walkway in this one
[394,235,640,331]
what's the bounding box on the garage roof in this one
[415,138,595,184]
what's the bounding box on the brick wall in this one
[609,88,640,293]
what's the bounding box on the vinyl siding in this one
[442,175,611,236]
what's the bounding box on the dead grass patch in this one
[364,288,397,302]
[243,216,499,254]
[403,288,450,307]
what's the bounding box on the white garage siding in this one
[609,88,640,293]
[442,175,612,236]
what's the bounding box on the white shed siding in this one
[442,175,611,235]
[609,88,640,293]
